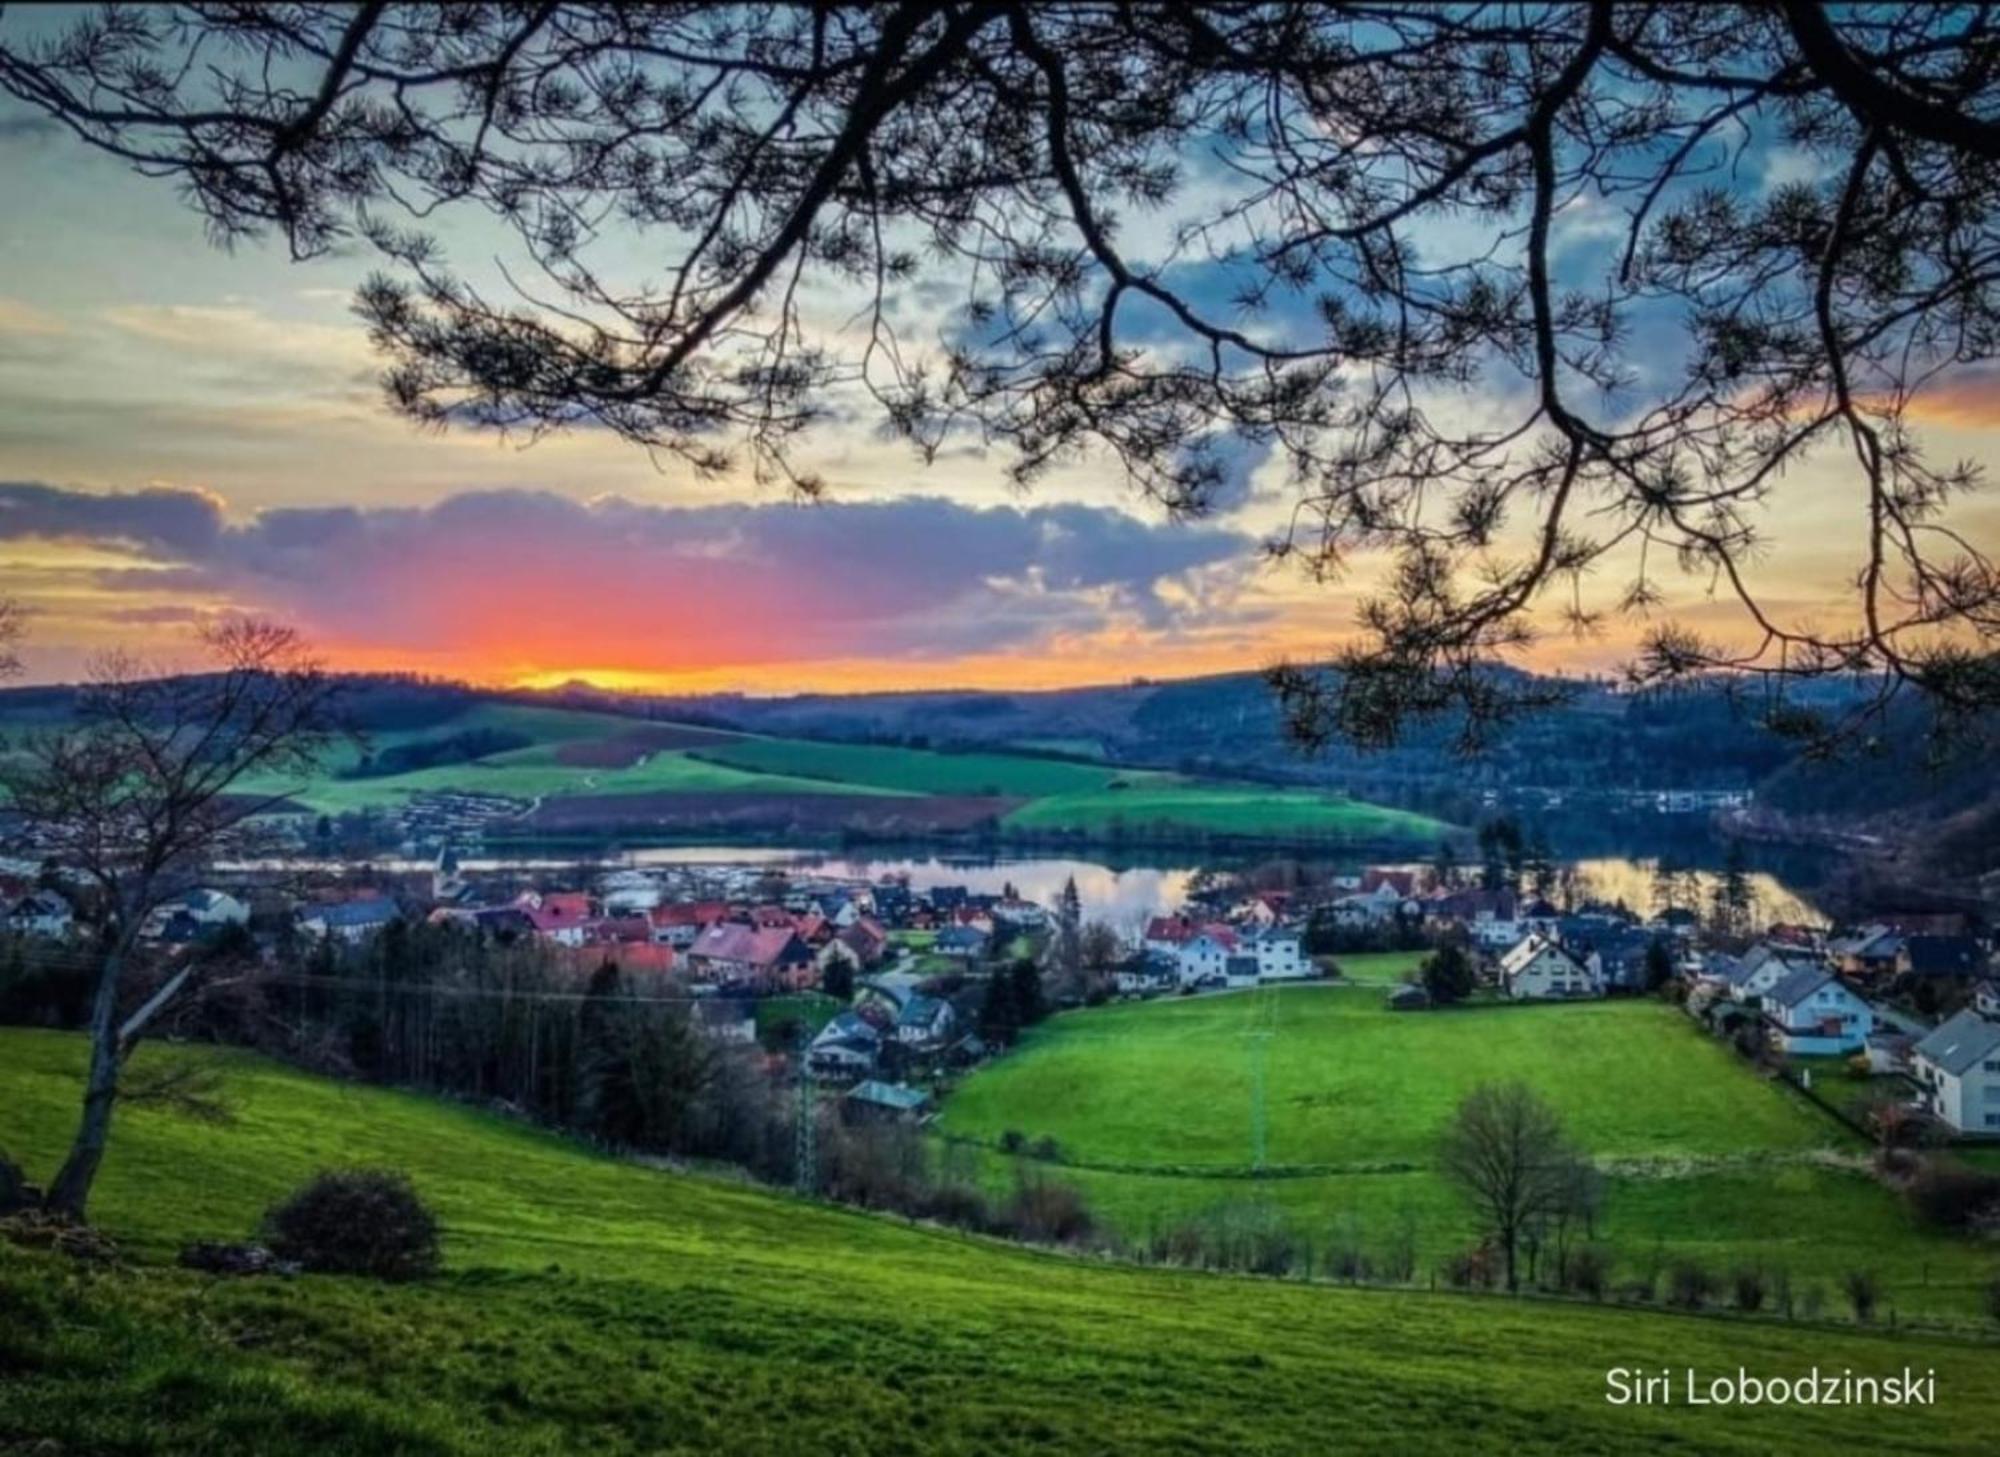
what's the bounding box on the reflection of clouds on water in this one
[813,856,1197,936]
[1572,858,1822,925]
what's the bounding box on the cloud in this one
[0,482,1258,678]
[0,480,226,558]
[0,298,68,338]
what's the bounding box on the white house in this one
[6,888,74,938]
[1911,1010,2000,1135]
[178,887,250,927]
[298,896,401,943]
[1730,942,1823,1004]
[894,994,956,1049]
[1250,930,1309,981]
[1175,931,1238,986]
[1760,968,1875,1055]
[1497,934,1600,1000]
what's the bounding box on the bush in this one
[1987,1273,2000,1327]
[1442,1243,1495,1289]
[1567,1247,1610,1301]
[997,1128,1026,1154]
[261,1168,441,1281]
[1904,1158,2000,1230]
[1732,1265,1767,1313]
[1005,1176,1093,1245]
[1029,1134,1062,1163]
[1842,1269,1879,1323]
[1668,1261,1713,1310]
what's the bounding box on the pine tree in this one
[978,970,1020,1045]
[1008,960,1046,1027]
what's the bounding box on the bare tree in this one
[3,7,1999,749]
[0,598,23,682]
[1437,1080,1578,1292]
[0,621,340,1219]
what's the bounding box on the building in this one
[1760,968,1875,1055]
[843,1080,934,1124]
[5,888,74,938]
[298,896,401,943]
[894,994,956,1049]
[1497,934,1599,1000]
[1174,928,1239,986]
[1911,1010,2000,1135]
[1250,930,1309,981]
[686,922,815,990]
[808,1011,882,1081]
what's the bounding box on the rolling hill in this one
[0,679,1450,850]
[3,1028,1996,1455]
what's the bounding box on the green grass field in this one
[689,738,1123,796]
[203,695,1452,846]
[1000,784,1449,841]
[3,1029,1996,1455]
[940,987,2000,1319]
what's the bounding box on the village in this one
[5,849,1996,1140]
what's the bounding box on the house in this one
[1497,934,1600,1000]
[1975,978,2000,1020]
[843,1080,933,1124]
[870,882,914,925]
[1223,954,1262,989]
[837,917,890,967]
[1829,927,1904,979]
[176,887,250,928]
[298,896,401,943]
[1174,928,1239,986]
[1730,941,1823,1004]
[647,901,729,948]
[692,998,757,1045]
[934,926,989,960]
[1897,935,1987,983]
[1911,1009,2000,1135]
[1761,968,1875,1055]
[5,888,74,939]
[517,890,593,947]
[1250,930,1309,981]
[808,1011,882,1081]
[685,922,815,990]
[1143,915,1196,956]
[894,994,956,1049]
[1114,950,1179,996]
[1865,1029,1917,1076]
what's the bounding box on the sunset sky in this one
[3,78,1998,695]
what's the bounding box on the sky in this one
[2,44,1997,695]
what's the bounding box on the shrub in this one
[1006,1176,1093,1245]
[1904,1158,2000,1229]
[261,1168,441,1281]
[1442,1243,1495,1289]
[1986,1273,2000,1327]
[997,1128,1026,1154]
[1668,1261,1713,1310]
[1842,1269,1879,1323]
[1567,1247,1609,1301]
[1732,1266,1767,1313]
[1029,1134,1062,1163]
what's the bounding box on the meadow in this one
[3,1027,1997,1456]
[213,695,1451,847]
[938,986,2000,1320]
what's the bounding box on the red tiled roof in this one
[689,922,807,969]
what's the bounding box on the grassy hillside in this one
[3,1029,1996,1455]
[206,692,1451,846]
[939,987,2000,1319]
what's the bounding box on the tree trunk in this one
[44,940,127,1220]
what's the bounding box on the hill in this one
[3,1028,1996,1455]
[0,679,1453,852]
[939,986,2000,1321]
